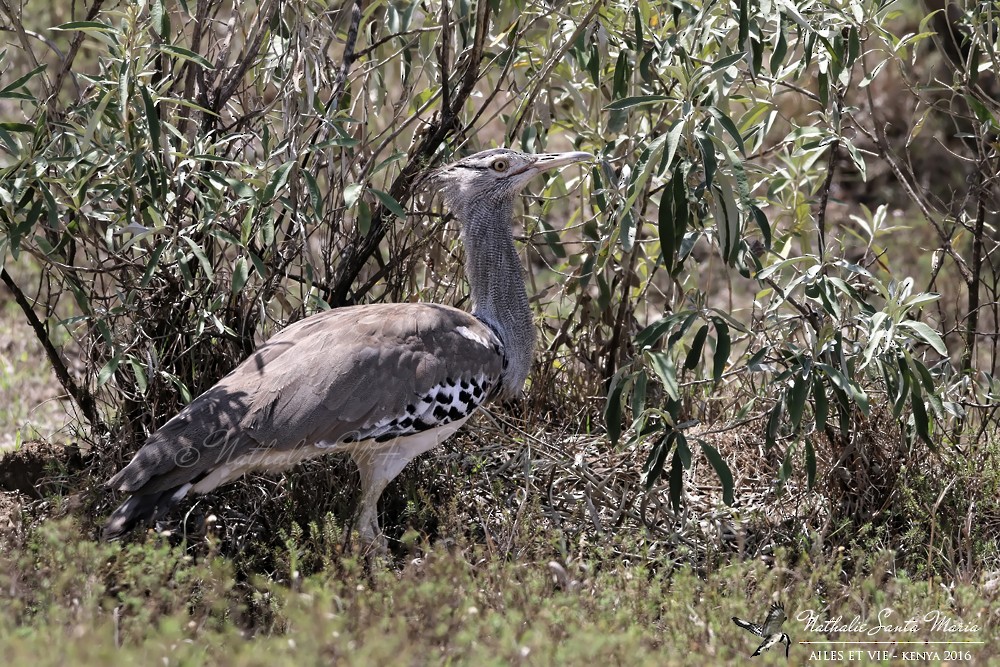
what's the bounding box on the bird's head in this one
[424,148,593,218]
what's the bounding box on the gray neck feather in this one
[458,196,535,397]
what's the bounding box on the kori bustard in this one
[103,148,593,549]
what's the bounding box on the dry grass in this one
[0,264,77,452]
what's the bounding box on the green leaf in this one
[658,190,677,272]
[847,26,860,67]
[708,107,746,157]
[0,64,47,97]
[770,28,788,76]
[669,444,684,510]
[81,90,112,156]
[357,201,372,236]
[698,133,717,189]
[749,205,771,249]
[642,432,671,490]
[604,366,630,447]
[700,441,734,505]
[898,320,948,356]
[371,188,407,220]
[344,183,364,207]
[636,312,687,349]
[612,50,629,100]
[892,357,912,418]
[303,171,323,220]
[843,139,867,181]
[603,95,670,111]
[805,438,817,489]
[97,353,121,387]
[151,0,170,36]
[180,236,216,282]
[53,21,114,32]
[140,85,160,153]
[631,369,647,420]
[787,372,809,430]
[232,256,249,294]
[738,0,749,49]
[813,377,829,432]
[128,357,148,394]
[0,122,34,132]
[766,398,783,449]
[712,317,731,385]
[159,44,214,70]
[911,385,933,447]
[684,325,709,370]
[709,51,746,73]
[261,160,295,203]
[648,351,680,401]
[140,242,168,288]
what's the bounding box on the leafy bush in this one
[0,0,997,567]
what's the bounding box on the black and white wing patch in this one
[342,374,496,444]
[732,616,764,637]
[751,633,791,658]
[734,602,791,659]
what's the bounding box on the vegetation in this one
[0,0,998,662]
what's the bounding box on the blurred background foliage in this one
[0,0,998,583]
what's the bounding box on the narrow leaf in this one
[684,325,709,370]
[159,44,214,70]
[180,236,215,282]
[669,445,684,510]
[712,318,731,385]
[648,351,680,401]
[232,256,249,294]
[97,353,121,387]
[371,188,407,219]
[603,95,670,111]
[604,367,629,446]
[344,183,364,207]
[898,320,948,356]
[700,441,734,505]
[805,438,817,489]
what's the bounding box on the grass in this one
[1,283,998,663]
[0,295,72,453]
[1,256,999,664]
[1,515,998,666]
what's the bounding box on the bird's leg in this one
[350,444,418,555]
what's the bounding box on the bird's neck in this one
[459,197,536,397]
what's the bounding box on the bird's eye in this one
[491,158,509,172]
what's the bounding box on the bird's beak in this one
[518,151,595,176]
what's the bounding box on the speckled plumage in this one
[103,148,592,548]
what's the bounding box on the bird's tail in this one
[102,484,191,541]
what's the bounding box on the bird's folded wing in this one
[108,303,503,495]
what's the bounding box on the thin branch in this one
[508,0,604,142]
[329,0,494,305]
[1,268,106,434]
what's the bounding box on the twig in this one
[508,0,604,141]
[1,268,106,434]
[330,0,494,305]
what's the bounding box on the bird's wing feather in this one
[762,602,787,635]
[107,303,503,495]
[732,617,764,637]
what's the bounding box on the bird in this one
[733,602,792,658]
[102,147,593,550]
